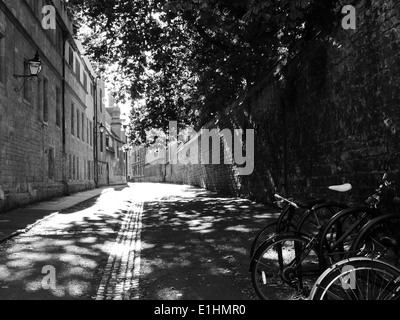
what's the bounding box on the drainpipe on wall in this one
[93,78,99,188]
[125,148,128,183]
[107,162,110,186]
[61,32,69,195]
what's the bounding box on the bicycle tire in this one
[318,207,377,269]
[250,220,297,258]
[250,204,298,258]
[276,205,304,233]
[350,213,400,266]
[309,257,400,300]
[296,202,347,236]
[250,232,321,300]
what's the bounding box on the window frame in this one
[55,86,61,127]
[71,102,75,136]
[43,77,49,123]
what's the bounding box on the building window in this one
[99,88,103,112]
[89,121,93,146]
[75,58,80,80]
[56,24,63,54]
[106,135,110,149]
[69,154,72,180]
[48,148,54,180]
[37,77,42,120]
[81,112,85,142]
[77,157,80,180]
[82,159,87,180]
[56,86,61,127]
[77,110,80,139]
[90,81,94,97]
[69,45,74,68]
[71,102,75,135]
[83,72,88,92]
[23,60,31,101]
[0,33,5,83]
[43,78,48,122]
[73,155,76,180]
[86,118,89,145]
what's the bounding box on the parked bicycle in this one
[310,200,400,300]
[250,195,324,258]
[309,255,400,300]
[250,173,398,300]
[349,212,400,267]
[318,173,398,269]
[250,184,350,258]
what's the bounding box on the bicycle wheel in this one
[309,257,400,300]
[250,220,297,258]
[250,205,298,258]
[297,202,347,237]
[350,213,400,267]
[250,233,321,300]
[318,207,376,269]
[276,205,305,233]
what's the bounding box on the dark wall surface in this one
[146,0,400,205]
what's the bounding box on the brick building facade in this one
[0,0,126,213]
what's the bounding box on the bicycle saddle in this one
[328,183,352,192]
[295,198,326,209]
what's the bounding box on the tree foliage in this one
[67,0,343,146]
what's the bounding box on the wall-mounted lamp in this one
[13,51,43,92]
[98,122,105,134]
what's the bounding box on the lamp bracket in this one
[13,76,32,92]
[13,74,36,78]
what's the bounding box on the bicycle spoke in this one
[315,283,344,300]
[251,235,321,300]
[311,259,400,300]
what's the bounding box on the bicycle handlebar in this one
[274,194,300,209]
[364,172,396,206]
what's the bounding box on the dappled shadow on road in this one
[138,184,278,300]
[0,189,133,300]
[0,182,279,300]
[112,185,130,192]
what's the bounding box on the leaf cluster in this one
[67,0,341,146]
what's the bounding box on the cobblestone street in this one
[0,183,277,300]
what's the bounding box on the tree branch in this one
[193,24,231,54]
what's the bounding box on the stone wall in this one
[280,0,400,202]
[0,0,66,211]
[144,0,400,205]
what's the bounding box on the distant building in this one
[104,97,127,186]
[128,146,146,182]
